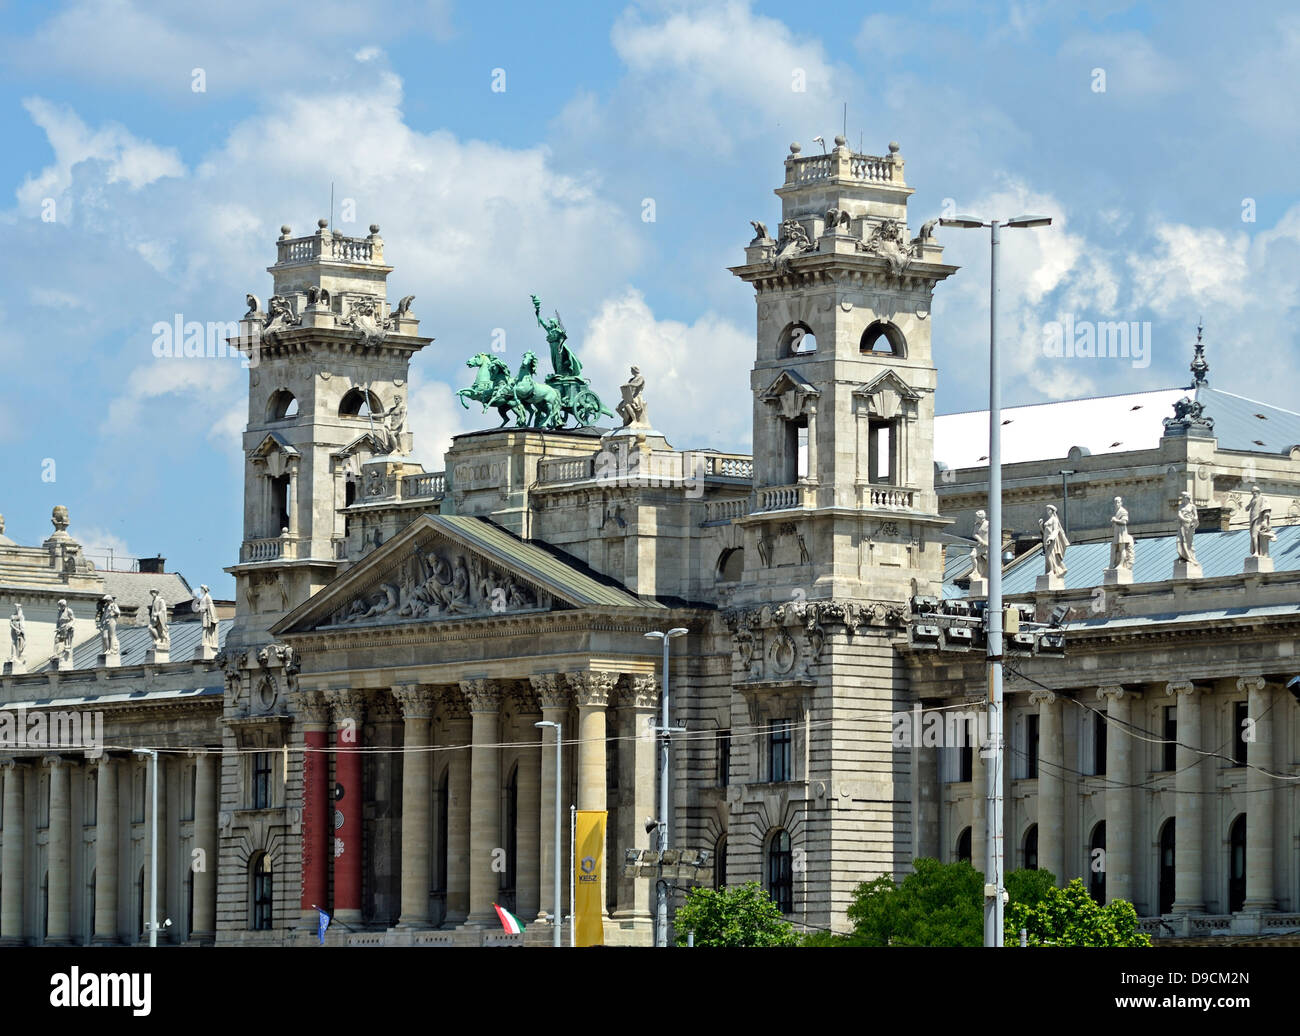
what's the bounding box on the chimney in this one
[138,555,167,574]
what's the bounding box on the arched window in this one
[1228,814,1246,913]
[1158,819,1175,914]
[266,388,298,421]
[249,852,273,931]
[860,320,906,357]
[716,548,745,583]
[767,830,793,913]
[338,387,381,417]
[780,322,816,356]
[1089,822,1107,903]
[956,826,972,864]
[1023,825,1039,870]
[714,836,727,890]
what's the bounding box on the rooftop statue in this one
[457,296,613,429]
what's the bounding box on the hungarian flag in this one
[493,903,525,934]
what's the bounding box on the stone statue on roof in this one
[195,584,219,654]
[145,588,170,650]
[54,599,75,655]
[970,509,990,581]
[1248,485,1275,558]
[617,366,651,429]
[1109,496,1134,571]
[1039,505,1069,577]
[96,594,120,655]
[1177,492,1199,565]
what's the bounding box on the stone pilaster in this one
[567,670,617,919]
[191,748,218,943]
[44,756,74,944]
[393,684,437,928]
[1239,676,1276,911]
[1030,691,1065,885]
[332,691,366,924]
[614,674,658,922]
[1167,680,1205,913]
[1098,686,1140,904]
[92,755,119,944]
[531,674,568,924]
[969,709,986,876]
[143,753,168,943]
[461,678,502,926]
[440,687,471,926]
[0,759,25,944]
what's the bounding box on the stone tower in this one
[225,219,432,651]
[722,138,958,930]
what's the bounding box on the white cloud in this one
[1058,30,1184,98]
[579,288,752,450]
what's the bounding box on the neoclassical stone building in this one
[2,139,1298,946]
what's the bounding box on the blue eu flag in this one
[317,908,331,945]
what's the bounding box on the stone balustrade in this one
[240,534,297,563]
[538,456,595,483]
[400,472,446,499]
[704,498,747,523]
[698,453,754,479]
[275,231,382,266]
[755,484,811,512]
[784,149,904,187]
[862,485,915,509]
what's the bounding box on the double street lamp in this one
[533,719,564,948]
[939,213,1052,948]
[644,627,687,947]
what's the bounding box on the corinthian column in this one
[1030,691,1064,885]
[332,690,366,924]
[462,678,502,926]
[440,688,472,926]
[294,690,331,932]
[0,759,26,945]
[614,674,658,922]
[45,756,73,945]
[511,682,542,922]
[92,755,119,944]
[568,671,617,918]
[1239,676,1276,911]
[393,684,437,928]
[1099,686,1140,904]
[531,674,569,925]
[1167,680,1205,913]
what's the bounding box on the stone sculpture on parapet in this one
[616,366,651,430]
[968,509,990,598]
[375,394,409,457]
[6,603,25,674]
[96,594,121,667]
[1246,485,1275,573]
[1175,491,1202,579]
[194,584,219,660]
[1104,496,1135,586]
[1036,505,1069,592]
[145,588,170,663]
[53,598,75,671]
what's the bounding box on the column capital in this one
[42,753,74,770]
[622,673,660,710]
[93,753,120,770]
[460,678,503,713]
[367,694,402,722]
[392,684,438,719]
[290,688,332,724]
[332,689,368,723]
[506,679,541,715]
[530,673,570,710]
[1097,685,1141,702]
[1165,680,1202,698]
[0,756,27,772]
[567,670,618,708]
[1236,675,1268,695]
[1028,690,1057,706]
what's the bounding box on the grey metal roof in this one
[4,685,223,710]
[99,571,194,613]
[997,525,1300,595]
[1197,385,1300,454]
[432,515,664,610]
[1069,602,1300,633]
[942,543,974,599]
[63,618,232,671]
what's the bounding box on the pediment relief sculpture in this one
[326,539,551,627]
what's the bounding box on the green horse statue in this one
[456,353,524,426]
[511,350,563,428]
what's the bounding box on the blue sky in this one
[2,0,1298,596]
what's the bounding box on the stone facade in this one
[2,142,1299,946]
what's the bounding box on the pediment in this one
[853,369,921,420]
[759,368,819,402]
[272,514,653,634]
[249,433,301,478]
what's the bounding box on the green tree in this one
[674,882,799,947]
[1005,877,1151,947]
[1006,866,1056,909]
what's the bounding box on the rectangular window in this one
[1093,711,1107,776]
[959,718,974,783]
[718,729,731,787]
[1025,714,1039,779]
[1232,701,1248,767]
[252,753,272,809]
[1162,706,1177,772]
[769,720,792,783]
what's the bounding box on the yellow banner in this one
[574,810,606,947]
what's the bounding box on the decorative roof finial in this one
[1190,317,1209,387]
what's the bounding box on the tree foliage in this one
[674,882,799,947]
[1005,877,1152,947]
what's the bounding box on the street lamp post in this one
[534,720,564,947]
[940,213,1052,948]
[132,748,160,947]
[644,627,687,947]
